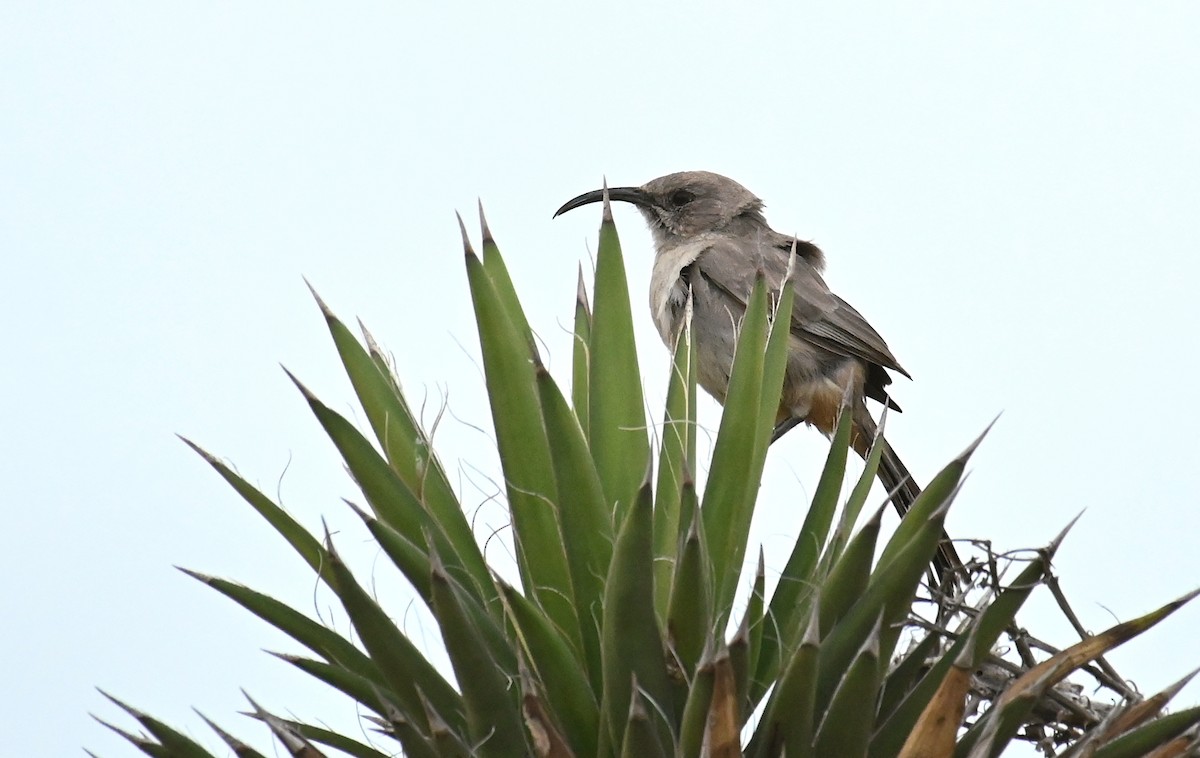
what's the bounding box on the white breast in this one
[648,239,710,345]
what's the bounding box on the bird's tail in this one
[853,407,964,588]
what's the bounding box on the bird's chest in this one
[648,240,710,345]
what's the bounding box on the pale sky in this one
[3,4,1199,756]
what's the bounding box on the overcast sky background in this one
[4,4,1199,756]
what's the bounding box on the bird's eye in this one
[669,189,695,207]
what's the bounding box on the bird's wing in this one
[693,238,909,377]
[800,295,910,378]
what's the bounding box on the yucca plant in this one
[95,197,1200,757]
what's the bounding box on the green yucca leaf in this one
[477,204,536,344]
[749,605,820,758]
[819,502,884,638]
[270,652,391,716]
[667,512,713,677]
[815,488,954,715]
[92,714,175,758]
[534,357,612,675]
[701,272,774,621]
[876,629,944,730]
[462,230,579,640]
[676,473,699,548]
[572,266,592,439]
[417,692,473,758]
[667,474,702,714]
[828,417,887,563]
[619,687,669,758]
[347,502,433,603]
[654,311,698,622]
[177,570,381,683]
[499,580,599,758]
[359,320,402,390]
[429,552,529,757]
[871,469,960,586]
[381,709,442,758]
[756,256,798,445]
[259,716,388,758]
[875,422,990,575]
[752,404,853,706]
[742,551,767,684]
[239,695,311,756]
[194,712,268,758]
[773,399,853,611]
[586,195,651,528]
[1091,706,1200,758]
[677,643,717,758]
[749,255,799,527]
[600,475,673,753]
[285,372,482,601]
[387,727,440,758]
[97,691,216,758]
[321,534,464,733]
[859,435,987,677]
[311,288,491,599]
[432,546,518,676]
[181,438,326,577]
[814,616,883,758]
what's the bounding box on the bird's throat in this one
[648,238,710,346]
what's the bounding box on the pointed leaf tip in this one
[428,542,450,580]
[577,264,590,307]
[304,277,333,318]
[319,518,340,557]
[176,434,212,461]
[477,199,494,244]
[1158,666,1200,701]
[356,316,377,347]
[280,365,316,401]
[265,650,298,662]
[455,211,476,258]
[681,457,695,488]
[839,373,856,411]
[174,566,211,583]
[97,689,145,719]
[342,498,371,521]
[1174,586,1200,608]
[949,413,1001,466]
[601,179,613,223]
[785,235,800,280]
[1047,510,1085,554]
[92,714,144,744]
[239,688,267,714]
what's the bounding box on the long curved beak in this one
[553,186,653,218]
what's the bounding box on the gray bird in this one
[554,170,961,584]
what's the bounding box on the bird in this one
[554,170,962,585]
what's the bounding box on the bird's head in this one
[554,171,766,247]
